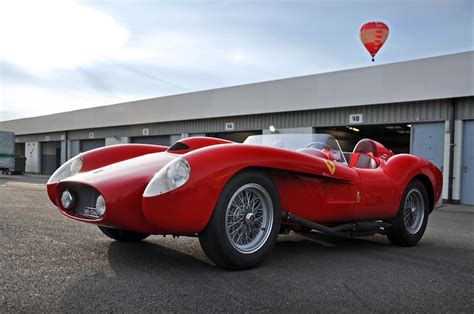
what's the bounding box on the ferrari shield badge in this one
[324,160,336,175]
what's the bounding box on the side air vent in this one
[168,142,190,152]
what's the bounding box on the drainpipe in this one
[447,99,455,203]
[65,131,68,162]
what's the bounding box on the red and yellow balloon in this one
[360,21,389,62]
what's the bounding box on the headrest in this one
[353,139,377,156]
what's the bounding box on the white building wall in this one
[25,142,40,173]
[105,137,130,146]
[262,127,314,134]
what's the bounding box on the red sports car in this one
[47,133,442,270]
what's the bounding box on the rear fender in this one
[382,154,443,210]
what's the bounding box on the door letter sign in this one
[349,114,363,124]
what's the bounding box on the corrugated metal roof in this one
[13,97,474,143]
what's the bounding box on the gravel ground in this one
[0,175,473,312]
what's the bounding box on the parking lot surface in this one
[1,175,472,312]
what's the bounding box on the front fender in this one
[142,144,358,233]
[47,144,168,206]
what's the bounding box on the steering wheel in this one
[306,141,342,161]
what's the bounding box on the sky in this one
[0,0,472,121]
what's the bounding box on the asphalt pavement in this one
[0,175,472,312]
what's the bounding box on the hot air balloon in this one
[360,21,389,62]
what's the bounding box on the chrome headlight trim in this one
[70,157,83,174]
[47,155,83,184]
[143,158,191,197]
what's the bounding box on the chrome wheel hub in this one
[245,212,256,225]
[225,183,273,254]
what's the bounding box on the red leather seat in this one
[349,152,378,169]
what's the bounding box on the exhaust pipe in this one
[282,211,390,238]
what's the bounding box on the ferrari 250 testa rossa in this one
[47,133,442,270]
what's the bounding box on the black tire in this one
[98,226,150,242]
[199,170,281,270]
[387,179,429,246]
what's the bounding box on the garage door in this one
[461,121,474,205]
[131,136,169,146]
[81,139,105,152]
[411,123,444,171]
[41,141,61,175]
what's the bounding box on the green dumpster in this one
[14,156,26,174]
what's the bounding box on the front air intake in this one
[59,183,102,219]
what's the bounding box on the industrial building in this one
[1,51,473,204]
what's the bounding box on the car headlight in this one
[95,195,106,217]
[61,190,75,209]
[143,158,190,197]
[47,155,83,184]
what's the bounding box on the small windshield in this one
[244,133,347,164]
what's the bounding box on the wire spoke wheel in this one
[403,189,425,234]
[199,170,280,269]
[386,179,430,247]
[225,183,273,254]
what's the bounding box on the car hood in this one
[50,152,178,233]
[62,152,177,194]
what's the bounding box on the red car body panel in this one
[47,144,167,206]
[47,137,443,235]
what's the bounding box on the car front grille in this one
[61,183,101,219]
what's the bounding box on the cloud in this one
[0,0,129,72]
[1,84,151,121]
[110,28,336,80]
[0,108,24,121]
[1,0,471,122]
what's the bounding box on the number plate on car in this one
[82,206,100,218]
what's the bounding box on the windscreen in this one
[244,133,347,164]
